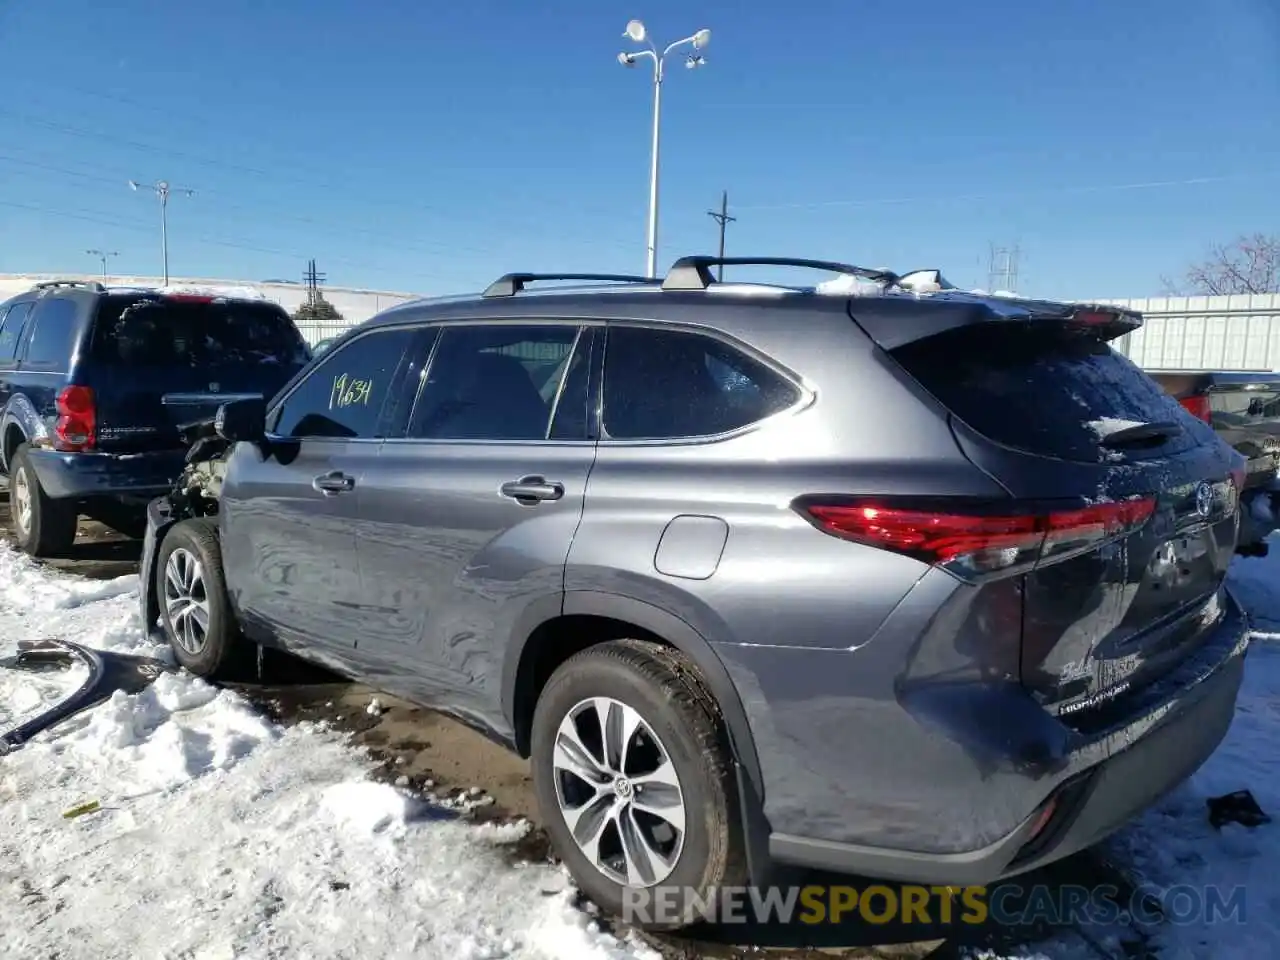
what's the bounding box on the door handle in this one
[313,471,356,495]
[500,475,565,504]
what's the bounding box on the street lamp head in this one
[128,180,139,191]
[692,28,711,50]
[157,180,169,191]
[685,54,706,69]
[618,51,637,67]
[624,19,647,43]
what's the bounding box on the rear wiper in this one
[1099,420,1184,448]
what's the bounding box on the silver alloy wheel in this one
[552,696,686,887]
[10,465,32,539]
[163,547,210,655]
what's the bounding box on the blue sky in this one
[0,0,1277,300]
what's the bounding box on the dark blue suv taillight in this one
[54,385,97,452]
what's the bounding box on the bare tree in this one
[1163,233,1280,296]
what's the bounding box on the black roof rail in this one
[482,272,651,299]
[661,256,899,291]
[32,279,105,293]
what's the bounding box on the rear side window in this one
[272,326,418,440]
[891,324,1199,462]
[408,324,585,441]
[602,326,800,440]
[88,295,309,367]
[23,298,80,367]
[0,302,33,361]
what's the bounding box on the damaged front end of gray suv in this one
[138,415,232,642]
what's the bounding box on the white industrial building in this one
[2,273,1278,371]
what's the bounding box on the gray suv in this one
[139,257,1252,929]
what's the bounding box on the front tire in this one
[156,518,245,678]
[9,443,78,558]
[530,639,746,931]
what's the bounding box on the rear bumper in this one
[26,448,186,501]
[723,585,1250,887]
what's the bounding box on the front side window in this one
[602,325,801,440]
[271,326,418,439]
[407,324,586,440]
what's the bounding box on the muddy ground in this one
[0,488,1152,959]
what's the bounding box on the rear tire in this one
[9,443,78,558]
[156,518,246,679]
[530,639,746,931]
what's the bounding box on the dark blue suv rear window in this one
[88,295,309,367]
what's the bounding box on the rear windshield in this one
[89,295,310,367]
[891,323,1199,462]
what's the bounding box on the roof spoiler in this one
[849,295,1144,350]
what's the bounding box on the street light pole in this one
[128,179,195,285]
[619,21,712,279]
[86,249,119,281]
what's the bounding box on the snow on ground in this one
[0,546,656,960]
[5,537,1280,959]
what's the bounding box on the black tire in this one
[8,443,78,558]
[530,638,746,931]
[156,517,246,678]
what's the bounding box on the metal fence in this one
[1099,294,1280,372]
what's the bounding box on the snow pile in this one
[154,282,271,301]
[0,546,658,960]
[1085,417,1148,439]
[814,273,885,296]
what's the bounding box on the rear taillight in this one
[54,385,96,452]
[1178,394,1211,423]
[796,496,1156,580]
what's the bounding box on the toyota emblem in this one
[1194,481,1213,518]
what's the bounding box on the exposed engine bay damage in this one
[0,639,172,755]
[169,415,232,521]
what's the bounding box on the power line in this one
[732,174,1267,212]
[0,198,454,283]
[0,153,490,262]
[0,107,642,255]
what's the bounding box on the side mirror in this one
[214,396,266,444]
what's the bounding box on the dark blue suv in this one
[0,279,310,557]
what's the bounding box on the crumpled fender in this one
[0,639,171,755]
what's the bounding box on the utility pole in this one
[86,249,118,281]
[303,258,327,306]
[129,179,195,285]
[706,190,736,280]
